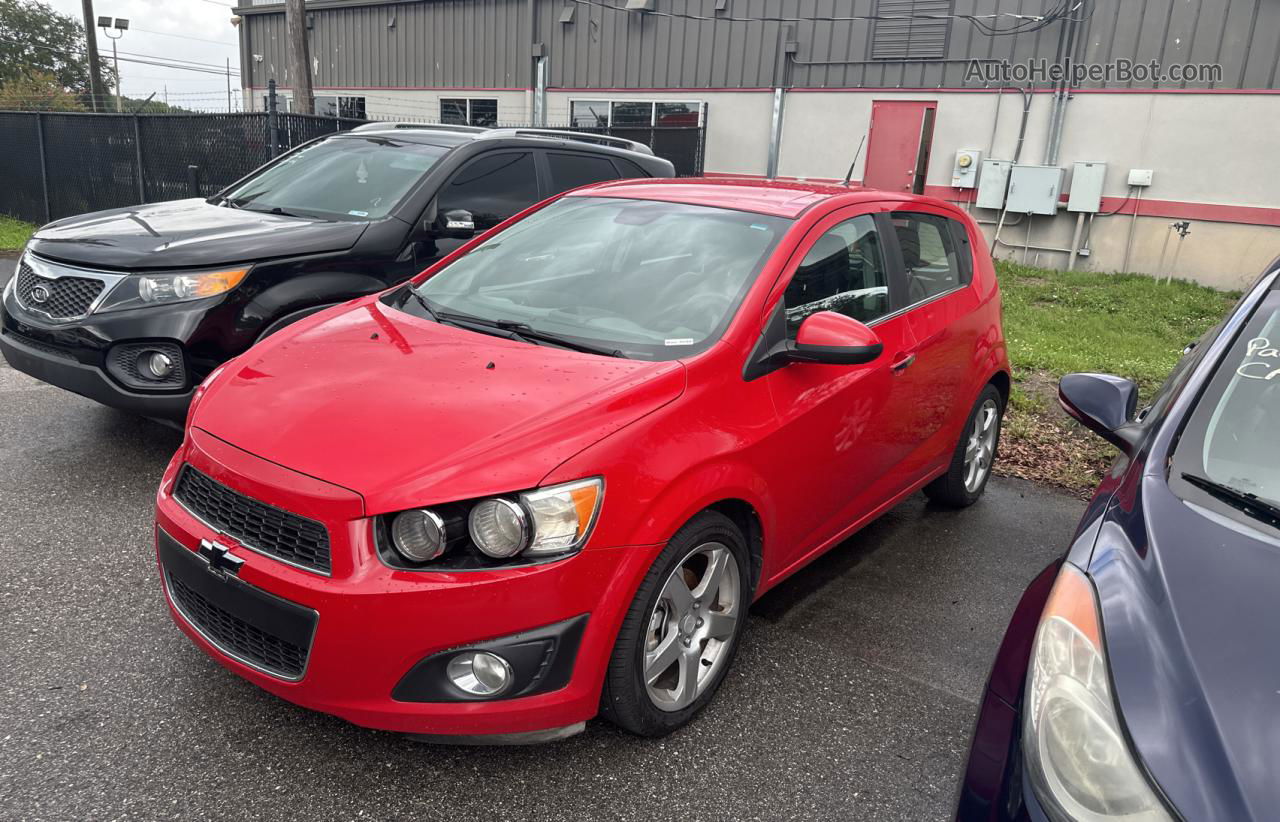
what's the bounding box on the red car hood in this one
[192,299,686,513]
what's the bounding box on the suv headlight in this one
[378,478,603,569]
[97,266,250,312]
[1024,564,1172,822]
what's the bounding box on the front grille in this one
[166,571,309,678]
[174,465,332,574]
[15,259,106,320]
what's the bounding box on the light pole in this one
[97,16,129,113]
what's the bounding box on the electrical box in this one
[952,149,983,189]
[1067,161,1107,213]
[975,159,1013,209]
[1127,168,1154,187]
[1006,164,1064,216]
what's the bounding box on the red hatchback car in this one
[154,177,1009,742]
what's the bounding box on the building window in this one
[568,100,704,128]
[261,94,292,112]
[315,95,367,119]
[440,98,499,127]
[870,0,953,61]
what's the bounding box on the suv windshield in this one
[1172,289,1280,528]
[221,135,447,221]
[410,196,791,360]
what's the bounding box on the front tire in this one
[599,511,750,737]
[923,383,1004,508]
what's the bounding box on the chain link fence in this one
[0,108,706,226]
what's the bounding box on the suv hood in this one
[1092,474,1280,821]
[29,199,368,270]
[192,299,686,513]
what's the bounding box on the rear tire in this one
[923,384,1004,508]
[599,511,750,737]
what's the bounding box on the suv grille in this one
[166,572,309,678]
[174,465,332,574]
[15,259,106,320]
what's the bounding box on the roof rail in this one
[481,128,655,155]
[349,122,488,134]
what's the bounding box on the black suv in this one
[0,124,673,423]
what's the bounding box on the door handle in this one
[891,353,917,373]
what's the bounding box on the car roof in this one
[342,123,656,157]
[565,176,940,218]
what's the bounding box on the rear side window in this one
[547,152,621,191]
[783,215,890,334]
[437,152,540,230]
[611,157,649,179]
[890,212,962,305]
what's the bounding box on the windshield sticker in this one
[665,338,696,346]
[347,210,370,217]
[1237,337,1280,381]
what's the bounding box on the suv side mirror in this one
[1058,373,1141,453]
[430,209,476,240]
[788,311,883,366]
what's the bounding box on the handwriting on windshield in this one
[1237,337,1280,380]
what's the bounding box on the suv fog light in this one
[145,351,175,379]
[468,499,528,558]
[390,509,446,563]
[446,651,512,697]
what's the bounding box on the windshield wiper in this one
[491,320,626,358]
[1181,473,1280,529]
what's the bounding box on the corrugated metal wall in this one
[241,0,1280,91]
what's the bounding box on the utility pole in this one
[226,58,232,112]
[285,0,313,115]
[99,17,129,113]
[80,0,105,111]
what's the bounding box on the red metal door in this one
[863,101,937,194]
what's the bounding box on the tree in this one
[0,0,114,96]
[0,71,85,110]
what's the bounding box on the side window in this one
[547,152,620,192]
[782,215,890,335]
[890,212,962,305]
[437,152,539,230]
[611,157,649,179]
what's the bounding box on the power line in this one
[130,27,236,47]
[1,37,240,75]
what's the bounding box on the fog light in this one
[468,499,528,558]
[144,351,175,379]
[446,651,512,697]
[391,509,446,563]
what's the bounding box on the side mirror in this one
[788,311,884,366]
[430,208,475,240]
[1058,373,1141,453]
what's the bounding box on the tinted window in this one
[890,212,962,304]
[438,152,539,230]
[611,158,648,179]
[783,216,890,334]
[548,153,620,191]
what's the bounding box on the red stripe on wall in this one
[703,173,1280,228]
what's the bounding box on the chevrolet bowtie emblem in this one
[198,539,245,578]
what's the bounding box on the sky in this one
[46,0,242,110]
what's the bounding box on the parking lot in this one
[0,257,1082,821]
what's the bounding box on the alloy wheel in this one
[964,398,1000,493]
[642,541,741,712]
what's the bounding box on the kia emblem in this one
[29,284,50,304]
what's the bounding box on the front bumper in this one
[154,428,661,738]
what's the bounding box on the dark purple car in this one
[956,262,1280,822]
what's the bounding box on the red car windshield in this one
[413,196,791,361]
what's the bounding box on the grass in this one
[994,261,1240,494]
[0,217,35,252]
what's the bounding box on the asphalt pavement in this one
[0,256,1084,821]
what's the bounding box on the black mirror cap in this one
[1058,372,1141,453]
[432,208,476,239]
[789,341,884,366]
